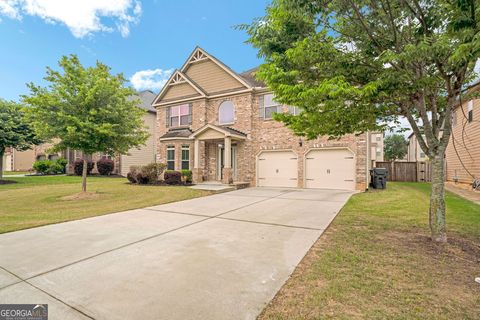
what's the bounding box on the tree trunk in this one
[429,154,447,243]
[0,149,4,180]
[82,158,88,193]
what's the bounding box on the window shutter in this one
[259,95,264,119]
[165,107,170,128]
[188,103,193,125]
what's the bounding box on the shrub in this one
[48,162,65,175]
[141,163,167,183]
[181,170,193,183]
[164,170,182,185]
[56,158,68,173]
[97,157,115,175]
[127,163,167,185]
[33,160,52,174]
[127,166,139,183]
[74,159,94,176]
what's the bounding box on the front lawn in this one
[260,183,480,320]
[0,176,209,234]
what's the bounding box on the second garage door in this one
[305,148,356,190]
[257,151,298,188]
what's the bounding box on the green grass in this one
[0,175,209,233]
[260,183,480,320]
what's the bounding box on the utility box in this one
[370,168,388,189]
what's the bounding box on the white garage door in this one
[257,151,298,188]
[305,149,356,190]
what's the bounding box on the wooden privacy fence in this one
[375,161,432,182]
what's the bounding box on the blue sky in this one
[0,0,270,101]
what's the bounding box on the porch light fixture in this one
[299,138,303,147]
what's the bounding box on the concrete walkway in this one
[0,188,353,320]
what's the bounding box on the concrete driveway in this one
[0,188,353,320]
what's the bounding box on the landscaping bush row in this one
[33,158,68,175]
[127,163,192,185]
[73,158,115,176]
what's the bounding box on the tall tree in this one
[0,99,41,180]
[384,134,408,161]
[23,55,149,192]
[243,0,480,242]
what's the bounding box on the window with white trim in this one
[288,105,300,116]
[218,101,235,124]
[181,145,190,170]
[167,104,192,127]
[260,94,283,120]
[167,145,175,170]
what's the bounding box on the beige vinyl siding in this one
[184,60,246,94]
[120,112,157,176]
[446,98,480,183]
[163,83,200,101]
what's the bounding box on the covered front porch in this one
[191,124,246,185]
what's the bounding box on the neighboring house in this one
[370,132,384,166]
[407,133,428,162]
[3,147,36,171]
[446,83,480,184]
[153,47,376,191]
[65,90,157,176]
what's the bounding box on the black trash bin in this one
[370,168,388,189]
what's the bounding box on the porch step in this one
[189,184,236,194]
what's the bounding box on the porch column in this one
[193,138,202,183]
[194,138,200,169]
[224,136,231,168]
[223,136,233,184]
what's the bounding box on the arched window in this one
[218,101,235,124]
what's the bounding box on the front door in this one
[217,145,237,181]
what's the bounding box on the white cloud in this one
[0,0,142,38]
[130,69,174,92]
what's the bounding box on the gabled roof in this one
[152,70,207,106]
[190,124,247,140]
[180,47,252,89]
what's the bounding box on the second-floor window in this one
[167,145,175,170]
[219,101,235,124]
[260,94,283,120]
[167,104,192,128]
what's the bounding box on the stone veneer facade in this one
[156,91,368,191]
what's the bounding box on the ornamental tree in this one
[0,99,41,180]
[23,55,149,192]
[384,134,408,161]
[243,0,480,242]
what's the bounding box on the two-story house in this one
[407,133,428,162]
[153,47,371,191]
[445,82,480,184]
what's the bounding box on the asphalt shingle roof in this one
[239,67,265,88]
[129,90,156,113]
[159,128,193,139]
